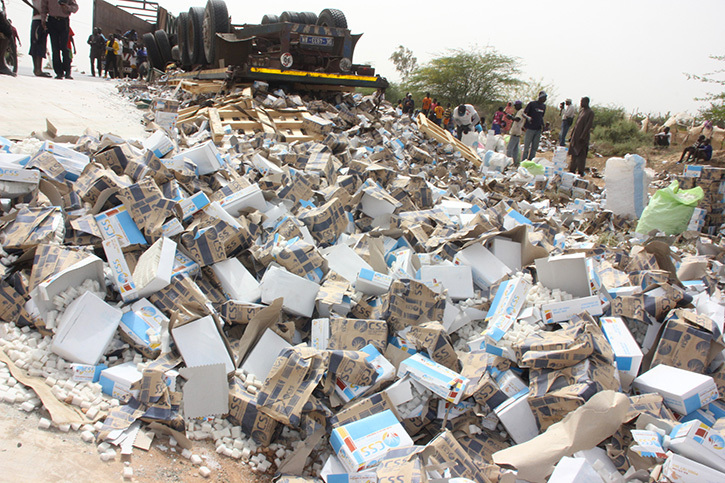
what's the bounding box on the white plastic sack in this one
[604,154,654,219]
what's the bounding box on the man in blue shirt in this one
[522,91,548,161]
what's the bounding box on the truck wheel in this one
[143,32,164,70]
[261,14,279,24]
[178,12,191,67]
[188,6,205,64]
[300,12,318,24]
[317,8,347,28]
[154,30,173,66]
[203,0,231,66]
[280,11,302,23]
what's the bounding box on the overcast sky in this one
[5,0,724,116]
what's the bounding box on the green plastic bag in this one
[635,181,704,235]
[521,161,544,175]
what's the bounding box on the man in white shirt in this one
[452,104,481,140]
[559,98,577,146]
[506,100,525,165]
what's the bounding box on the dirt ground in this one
[0,400,272,483]
[0,66,146,140]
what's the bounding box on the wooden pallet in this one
[178,93,318,144]
[417,114,481,167]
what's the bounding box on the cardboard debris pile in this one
[0,85,724,483]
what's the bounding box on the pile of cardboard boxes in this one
[0,85,724,483]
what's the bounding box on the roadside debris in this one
[0,82,724,483]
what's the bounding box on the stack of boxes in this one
[678,166,725,235]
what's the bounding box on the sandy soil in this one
[0,66,146,140]
[0,400,272,483]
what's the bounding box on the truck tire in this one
[317,8,347,29]
[300,12,318,24]
[187,6,205,64]
[178,11,191,66]
[154,30,173,66]
[203,0,231,67]
[143,32,164,70]
[280,11,302,24]
[261,14,279,24]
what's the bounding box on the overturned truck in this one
[142,1,389,90]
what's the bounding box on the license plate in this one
[300,35,333,47]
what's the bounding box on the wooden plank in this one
[209,108,224,144]
[417,114,481,167]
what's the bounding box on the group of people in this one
[87,28,146,79]
[0,0,147,80]
[398,91,596,176]
[655,125,714,164]
[2,0,80,79]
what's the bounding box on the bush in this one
[591,119,650,156]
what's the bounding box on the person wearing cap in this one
[522,91,548,161]
[568,97,595,176]
[506,100,525,165]
[559,98,577,146]
[452,104,481,140]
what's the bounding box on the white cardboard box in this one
[633,364,719,415]
[30,256,107,324]
[541,295,603,324]
[119,298,168,353]
[330,409,413,473]
[51,292,123,365]
[178,191,210,220]
[173,140,224,175]
[397,353,469,404]
[322,244,373,284]
[417,265,474,300]
[535,253,592,298]
[260,266,320,318]
[132,237,176,299]
[102,238,139,302]
[95,205,147,247]
[668,421,725,473]
[490,237,522,272]
[211,258,261,303]
[493,390,539,445]
[220,184,267,217]
[240,328,292,382]
[142,129,174,158]
[453,243,511,289]
[548,456,604,483]
[100,362,142,400]
[662,452,725,483]
[355,268,393,296]
[600,316,643,388]
[172,315,235,374]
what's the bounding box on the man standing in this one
[87,27,105,77]
[522,91,548,161]
[421,93,432,118]
[568,97,595,176]
[559,98,577,146]
[506,100,525,165]
[41,0,78,80]
[27,0,50,76]
[452,104,481,140]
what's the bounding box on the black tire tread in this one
[154,30,172,66]
[317,8,347,28]
[187,6,205,64]
[204,0,231,66]
[178,12,191,66]
[143,32,164,70]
